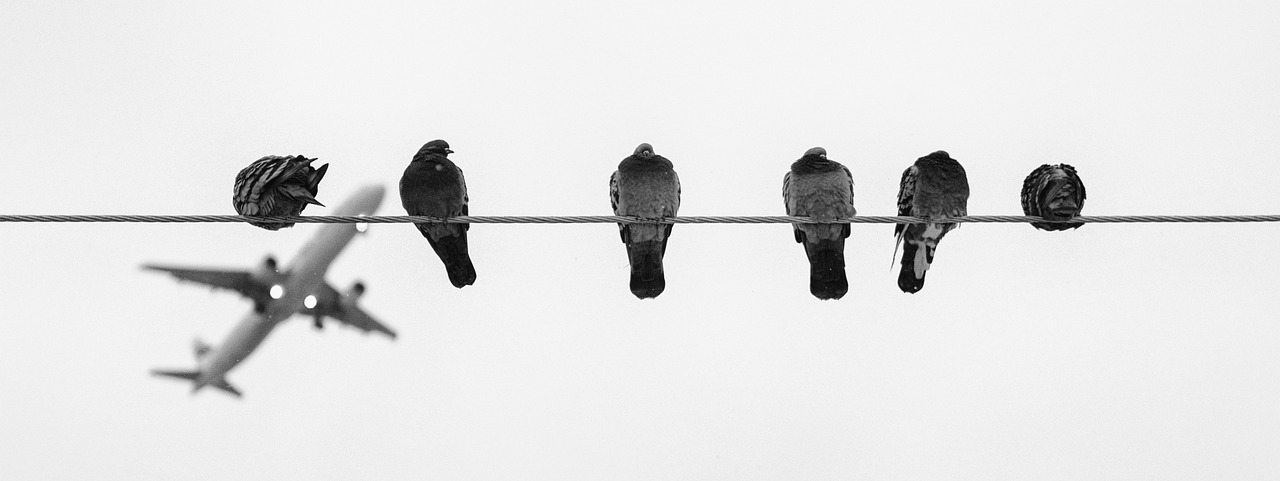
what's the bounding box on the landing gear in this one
[313,316,324,330]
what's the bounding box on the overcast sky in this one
[3,1,1280,479]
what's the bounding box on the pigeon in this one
[1021,163,1086,231]
[399,139,476,288]
[894,150,970,293]
[782,147,857,300]
[609,143,681,299]
[232,155,328,230]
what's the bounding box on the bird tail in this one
[897,238,934,293]
[308,163,329,192]
[891,228,906,271]
[281,183,325,206]
[427,230,476,288]
[626,240,666,299]
[805,239,848,300]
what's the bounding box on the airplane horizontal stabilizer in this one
[151,369,199,381]
[150,369,243,398]
[212,379,243,397]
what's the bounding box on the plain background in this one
[2,1,1279,479]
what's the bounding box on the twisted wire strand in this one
[1,214,1279,224]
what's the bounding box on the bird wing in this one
[894,164,918,238]
[665,169,681,240]
[256,157,312,195]
[841,164,856,237]
[609,170,626,243]
[842,165,856,207]
[233,157,287,207]
[609,170,621,215]
[458,165,470,231]
[1020,164,1051,217]
[890,164,918,267]
[671,170,681,215]
[1062,163,1086,204]
[782,170,805,242]
[232,156,322,219]
[782,171,794,216]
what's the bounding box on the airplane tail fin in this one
[192,339,212,359]
[151,369,243,398]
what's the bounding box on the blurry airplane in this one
[146,184,395,397]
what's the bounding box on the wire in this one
[1,214,1279,224]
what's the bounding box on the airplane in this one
[146,184,395,397]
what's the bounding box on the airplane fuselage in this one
[190,185,385,392]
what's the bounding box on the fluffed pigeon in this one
[232,155,328,230]
[399,139,476,288]
[782,147,857,300]
[894,150,970,293]
[609,143,681,299]
[1021,163,1086,231]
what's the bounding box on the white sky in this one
[2,1,1279,479]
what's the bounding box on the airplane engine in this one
[342,281,366,307]
[251,255,281,285]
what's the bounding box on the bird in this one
[399,139,476,288]
[894,150,970,293]
[232,154,328,230]
[609,143,681,299]
[1021,163,1086,231]
[782,147,856,300]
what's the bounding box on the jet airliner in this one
[147,184,395,397]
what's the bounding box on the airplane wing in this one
[302,282,397,339]
[141,264,272,307]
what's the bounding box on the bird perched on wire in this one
[610,143,681,299]
[894,150,970,293]
[232,154,328,230]
[1021,163,1086,231]
[399,139,476,288]
[782,147,856,300]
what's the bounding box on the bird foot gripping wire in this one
[621,216,673,225]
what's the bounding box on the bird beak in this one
[446,149,455,154]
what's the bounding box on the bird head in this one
[421,139,453,156]
[927,150,950,159]
[803,147,827,159]
[634,143,654,158]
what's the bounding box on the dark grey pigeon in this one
[782,147,857,300]
[1021,163,1086,231]
[232,155,328,230]
[399,139,476,288]
[894,151,970,293]
[609,143,681,299]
